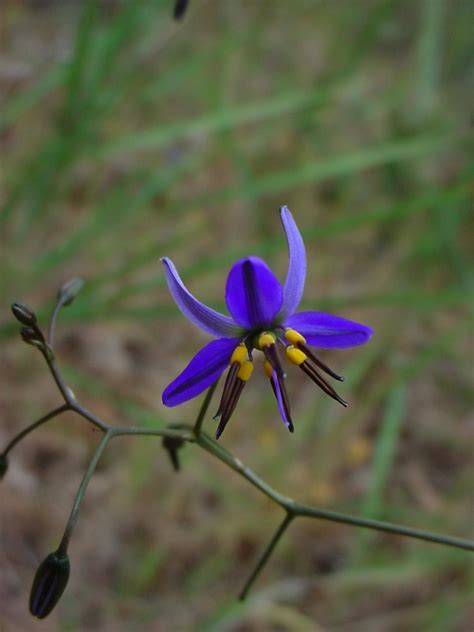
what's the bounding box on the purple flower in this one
[161,206,373,439]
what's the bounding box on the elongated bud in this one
[162,436,184,472]
[11,303,37,326]
[0,453,8,479]
[58,277,84,306]
[173,0,189,20]
[29,551,70,619]
[20,326,41,345]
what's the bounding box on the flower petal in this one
[284,311,373,348]
[225,256,283,329]
[161,257,243,338]
[278,205,307,321]
[162,337,239,406]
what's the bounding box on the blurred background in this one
[0,0,473,630]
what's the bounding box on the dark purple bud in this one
[29,551,70,619]
[0,453,8,479]
[20,326,41,345]
[162,435,184,471]
[58,277,84,306]
[173,0,189,20]
[11,303,37,326]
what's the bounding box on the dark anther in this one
[300,362,347,407]
[297,343,345,382]
[215,380,246,440]
[29,551,70,619]
[214,362,240,420]
[11,303,37,327]
[173,0,189,20]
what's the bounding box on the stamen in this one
[214,344,248,420]
[285,328,345,381]
[215,380,246,440]
[297,342,345,382]
[214,349,253,440]
[213,362,240,419]
[263,360,273,379]
[264,361,294,432]
[284,328,306,346]
[237,360,254,381]
[285,346,307,366]
[276,372,293,432]
[300,362,347,407]
[259,332,285,378]
[286,346,347,407]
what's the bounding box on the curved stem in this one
[57,430,113,557]
[239,512,294,601]
[48,299,64,348]
[196,431,474,554]
[2,404,69,457]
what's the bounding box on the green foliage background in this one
[1,0,472,630]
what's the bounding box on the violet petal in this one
[225,256,283,329]
[278,206,307,321]
[161,258,243,338]
[162,337,239,406]
[285,311,373,348]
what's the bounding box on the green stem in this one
[47,298,65,348]
[57,430,112,557]
[2,404,69,457]
[110,426,195,442]
[196,432,474,555]
[193,379,219,436]
[239,512,294,600]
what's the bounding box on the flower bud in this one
[173,0,189,20]
[58,277,84,306]
[11,303,37,326]
[0,453,8,479]
[162,435,184,471]
[29,551,70,619]
[20,326,40,345]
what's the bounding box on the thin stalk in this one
[2,404,69,456]
[110,426,195,442]
[239,512,294,600]
[57,430,113,557]
[47,299,64,348]
[197,432,474,555]
[193,379,219,436]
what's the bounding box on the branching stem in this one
[5,296,474,602]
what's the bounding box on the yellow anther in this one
[230,344,247,365]
[286,345,307,366]
[258,332,276,348]
[285,328,306,345]
[237,360,254,381]
[263,360,273,379]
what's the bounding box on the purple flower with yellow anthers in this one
[161,206,373,439]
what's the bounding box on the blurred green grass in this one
[1,0,473,630]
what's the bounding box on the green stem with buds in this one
[5,286,474,605]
